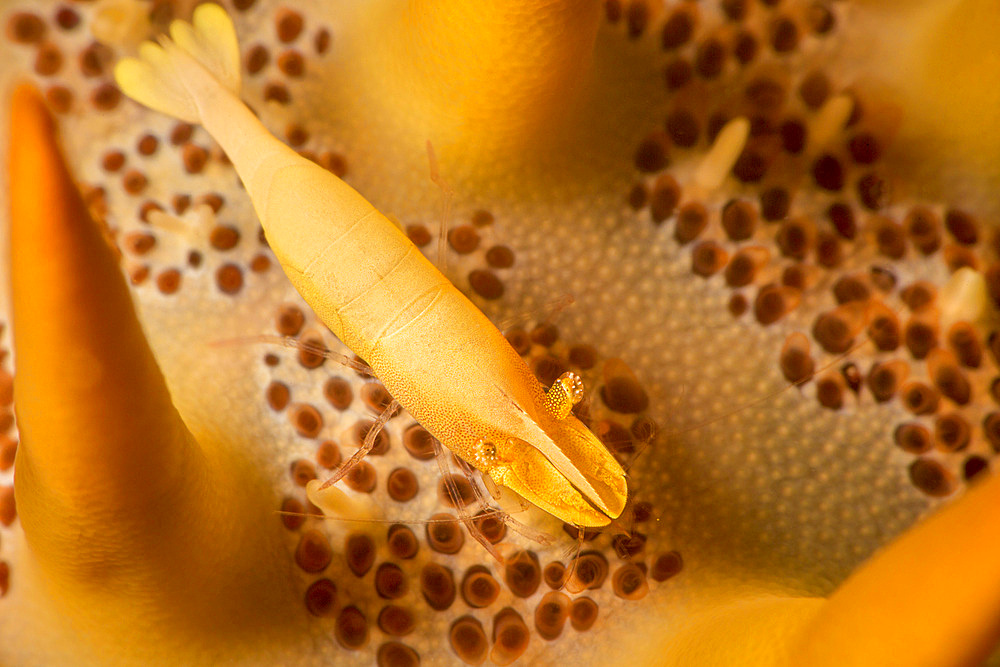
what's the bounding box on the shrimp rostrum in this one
[114,4,627,528]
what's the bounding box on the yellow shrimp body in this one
[115,4,627,526]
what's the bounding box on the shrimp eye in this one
[545,371,585,420]
[474,439,499,468]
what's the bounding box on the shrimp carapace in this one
[114,3,627,527]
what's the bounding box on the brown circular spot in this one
[134,134,158,157]
[388,524,419,560]
[893,422,932,454]
[181,143,208,174]
[470,209,494,227]
[868,311,901,352]
[155,268,182,295]
[297,332,327,369]
[661,8,695,49]
[447,225,480,254]
[56,6,80,30]
[263,81,291,104]
[963,456,989,483]
[438,474,476,508]
[450,616,488,665]
[316,440,341,468]
[265,381,290,411]
[612,531,647,559]
[776,217,815,259]
[172,194,191,214]
[568,344,597,370]
[215,263,243,294]
[728,293,749,317]
[277,49,304,77]
[361,382,398,416]
[386,468,418,502]
[945,209,978,245]
[534,591,571,640]
[601,374,649,415]
[289,403,323,438]
[900,382,940,416]
[315,28,331,54]
[779,333,814,384]
[928,350,971,405]
[543,561,565,589]
[674,201,708,244]
[857,172,887,211]
[250,253,270,272]
[901,282,936,312]
[122,169,148,195]
[379,605,416,636]
[377,642,419,667]
[421,562,456,610]
[101,150,126,173]
[209,225,240,250]
[295,529,332,572]
[343,460,377,493]
[305,578,337,617]
[462,567,501,608]
[813,304,865,354]
[245,43,269,74]
[563,551,608,594]
[780,119,807,155]
[280,496,306,530]
[343,532,375,577]
[908,458,955,497]
[695,38,726,79]
[0,485,15,527]
[634,131,669,172]
[45,85,73,113]
[0,561,9,597]
[491,608,530,665]
[284,122,308,146]
[625,0,649,38]
[402,424,437,460]
[504,551,541,598]
[504,327,531,356]
[485,245,514,268]
[275,8,304,42]
[733,30,758,64]
[468,269,504,300]
[7,11,44,43]
[352,419,390,455]
[651,550,684,582]
[866,361,907,403]
[91,82,120,111]
[770,16,799,52]
[815,231,842,268]
[375,563,408,600]
[664,58,693,90]
[691,241,728,277]
[473,510,507,544]
[324,376,353,410]
[934,413,970,452]
[612,563,649,601]
[570,597,599,632]
[123,231,156,255]
[427,513,464,555]
[34,41,63,76]
[649,174,681,224]
[799,70,829,109]
[290,459,317,487]
[0,436,17,472]
[760,188,790,222]
[754,284,800,325]
[665,108,699,148]
[904,319,938,360]
[336,606,369,650]
[721,199,757,241]
[533,355,568,386]
[233,0,257,9]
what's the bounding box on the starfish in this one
[1,1,1000,665]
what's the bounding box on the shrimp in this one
[114,4,627,527]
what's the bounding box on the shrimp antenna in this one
[426,140,454,274]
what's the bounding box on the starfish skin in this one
[1,1,1000,665]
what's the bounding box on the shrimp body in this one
[115,5,627,526]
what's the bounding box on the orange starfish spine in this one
[8,85,296,656]
[377,0,602,160]
[791,470,1000,665]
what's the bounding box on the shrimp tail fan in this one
[114,3,241,123]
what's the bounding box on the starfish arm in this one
[366,0,602,161]
[8,85,298,660]
[790,471,1000,666]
